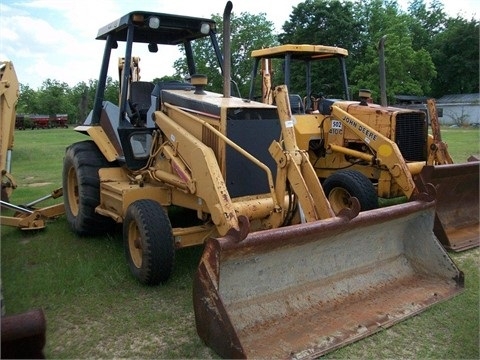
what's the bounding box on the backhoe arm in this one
[330,105,417,198]
[271,86,335,221]
[426,98,453,165]
[0,61,19,175]
[1,61,20,201]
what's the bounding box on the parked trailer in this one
[30,115,50,129]
[51,114,68,128]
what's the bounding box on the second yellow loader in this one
[249,44,479,252]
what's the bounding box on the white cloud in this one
[1,0,295,88]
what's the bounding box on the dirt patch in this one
[452,247,480,266]
[27,182,52,187]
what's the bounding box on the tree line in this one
[17,0,479,125]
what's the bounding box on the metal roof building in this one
[436,93,480,126]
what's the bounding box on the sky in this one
[1,0,478,89]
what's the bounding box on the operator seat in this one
[289,94,305,114]
[129,81,155,126]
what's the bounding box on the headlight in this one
[200,22,211,34]
[149,16,160,29]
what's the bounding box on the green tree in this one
[278,0,362,98]
[429,17,479,97]
[36,79,75,118]
[18,77,119,125]
[104,77,120,104]
[173,11,277,96]
[350,0,436,102]
[69,77,119,124]
[70,81,91,124]
[279,0,454,103]
[407,0,447,51]
[279,0,361,50]
[17,84,39,115]
[152,75,183,84]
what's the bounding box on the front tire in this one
[123,200,175,285]
[323,170,378,214]
[62,140,115,235]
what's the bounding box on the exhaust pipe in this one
[222,1,233,98]
[378,35,387,107]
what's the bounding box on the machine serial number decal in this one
[329,120,343,134]
[332,120,342,129]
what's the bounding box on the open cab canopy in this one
[96,11,217,45]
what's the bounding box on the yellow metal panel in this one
[1,61,19,173]
[251,44,348,59]
[98,167,171,220]
[75,125,119,162]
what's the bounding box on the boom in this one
[0,61,19,201]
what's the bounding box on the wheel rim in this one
[328,187,353,214]
[67,167,79,216]
[128,221,143,268]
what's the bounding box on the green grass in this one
[437,127,480,162]
[2,127,479,358]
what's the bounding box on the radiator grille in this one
[395,112,427,162]
[202,125,219,159]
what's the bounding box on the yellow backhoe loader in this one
[62,3,463,358]
[0,61,64,230]
[249,44,479,252]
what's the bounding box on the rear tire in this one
[123,199,175,285]
[323,170,378,214]
[62,140,115,235]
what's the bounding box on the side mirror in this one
[148,43,158,53]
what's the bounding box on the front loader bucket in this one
[194,200,463,359]
[414,162,479,251]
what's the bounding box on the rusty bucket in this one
[414,161,479,251]
[193,200,463,359]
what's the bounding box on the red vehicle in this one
[30,115,50,129]
[51,114,68,128]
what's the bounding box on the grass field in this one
[1,127,479,358]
